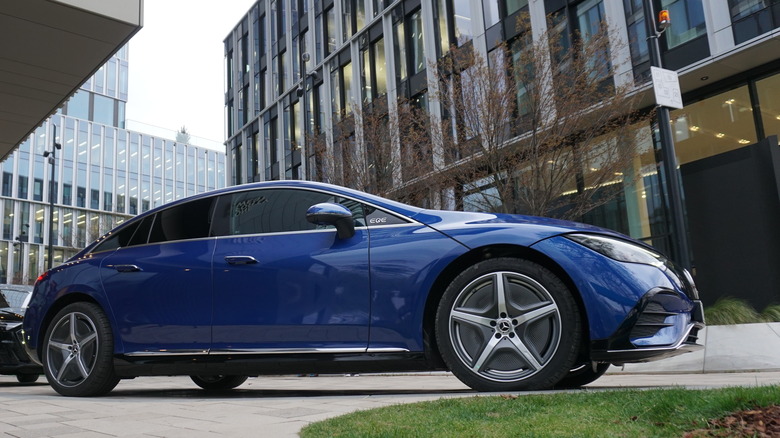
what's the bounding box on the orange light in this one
[658,10,671,28]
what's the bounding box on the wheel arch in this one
[422,243,592,367]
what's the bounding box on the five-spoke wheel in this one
[42,303,119,397]
[436,258,581,391]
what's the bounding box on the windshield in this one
[0,287,32,308]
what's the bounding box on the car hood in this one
[410,209,629,248]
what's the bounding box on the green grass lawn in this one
[300,386,779,437]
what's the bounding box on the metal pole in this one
[46,125,58,270]
[643,0,692,269]
[301,52,310,180]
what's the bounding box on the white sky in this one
[124,1,256,150]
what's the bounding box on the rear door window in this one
[211,188,365,236]
[148,197,215,244]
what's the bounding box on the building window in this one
[66,91,89,120]
[360,37,387,103]
[624,0,650,80]
[265,115,279,180]
[729,0,780,44]
[548,0,610,83]
[661,0,706,49]
[2,200,12,240]
[394,7,425,87]
[410,10,425,75]
[452,0,473,44]
[33,178,43,202]
[342,0,353,41]
[342,0,368,40]
[577,0,609,79]
[93,94,115,126]
[2,172,12,197]
[232,143,243,185]
[669,85,757,166]
[436,0,450,56]
[394,19,408,83]
[77,186,86,208]
[325,5,337,56]
[17,175,28,199]
[63,184,72,206]
[361,46,373,103]
[755,72,780,139]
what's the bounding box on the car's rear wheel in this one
[42,302,120,397]
[190,375,248,391]
[16,373,40,383]
[555,363,610,388]
[436,258,581,392]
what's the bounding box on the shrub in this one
[705,297,763,325]
[761,304,780,323]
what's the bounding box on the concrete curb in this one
[608,322,780,374]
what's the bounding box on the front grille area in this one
[0,330,28,366]
[630,299,676,340]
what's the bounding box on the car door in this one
[210,188,370,352]
[98,197,216,355]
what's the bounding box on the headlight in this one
[566,233,665,268]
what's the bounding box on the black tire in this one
[42,302,120,397]
[190,375,248,391]
[435,258,581,392]
[16,374,40,383]
[554,363,610,389]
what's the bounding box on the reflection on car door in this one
[210,188,371,352]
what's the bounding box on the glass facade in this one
[0,48,226,285]
[224,0,780,272]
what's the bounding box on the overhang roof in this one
[0,0,142,161]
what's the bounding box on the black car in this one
[1,284,41,383]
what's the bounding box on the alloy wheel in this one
[448,270,562,382]
[46,312,99,388]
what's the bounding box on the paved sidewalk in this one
[2,371,779,438]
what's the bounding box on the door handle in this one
[224,256,258,265]
[114,264,142,272]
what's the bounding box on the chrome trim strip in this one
[124,349,209,357]
[367,347,411,353]
[609,322,703,355]
[125,347,411,356]
[210,348,367,355]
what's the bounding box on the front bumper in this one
[0,327,43,375]
[531,235,705,365]
[591,290,705,364]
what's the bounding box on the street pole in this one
[643,0,692,270]
[44,125,61,271]
[301,52,310,180]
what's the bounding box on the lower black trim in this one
[113,352,440,378]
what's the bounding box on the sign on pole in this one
[651,66,683,109]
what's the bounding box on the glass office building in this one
[0,46,227,284]
[224,0,780,308]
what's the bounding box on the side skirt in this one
[113,352,439,377]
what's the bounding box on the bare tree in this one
[309,97,433,201]
[429,14,650,220]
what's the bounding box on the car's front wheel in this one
[436,258,581,392]
[190,375,248,391]
[42,302,120,397]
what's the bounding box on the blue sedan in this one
[22,181,704,396]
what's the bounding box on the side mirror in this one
[306,203,355,239]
